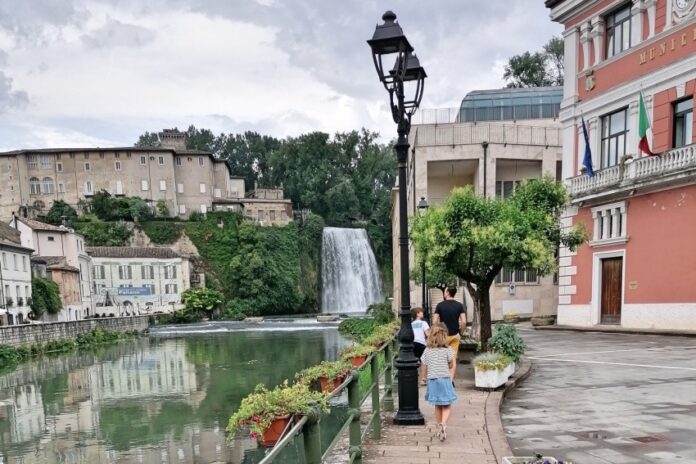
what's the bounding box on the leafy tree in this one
[411,178,586,350]
[543,36,564,86]
[134,132,161,148]
[85,190,153,223]
[182,288,224,320]
[155,200,170,217]
[41,200,78,226]
[411,255,459,298]
[31,277,62,316]
[503,37,564,88]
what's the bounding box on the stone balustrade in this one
[567,144,696,200]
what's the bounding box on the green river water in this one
[0,322,351,463]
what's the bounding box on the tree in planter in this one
[411,178,585,351]
[31,277,62,317]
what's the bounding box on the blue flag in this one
[581,117,594,177]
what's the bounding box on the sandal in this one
[441,424,447,442]
[436,423,443,441]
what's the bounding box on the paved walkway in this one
[503,326,696,463]
[363,361,518,464]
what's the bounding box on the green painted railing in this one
[258,338,397,464]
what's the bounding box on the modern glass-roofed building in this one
[458,86,562,123]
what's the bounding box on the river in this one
[0,321,351,463]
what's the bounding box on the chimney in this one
[158,128,187,151]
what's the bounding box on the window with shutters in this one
[27,155,38,168]
[42,177,54,194]
[164,265,177,279]
[141,265,154,279]
[141,180,149,191]
[118,265,132,280]
[159,180,166,191]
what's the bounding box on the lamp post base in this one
[393,360,425,425]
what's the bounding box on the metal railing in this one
[259,338,396,464]
[567,144,696,198]
[412,105,561,126]
[411,121,561,148]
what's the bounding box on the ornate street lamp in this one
[417,197,430,324]
[368,10,426,425]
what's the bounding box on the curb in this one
[484,358,532,464]
[534,324,696,337]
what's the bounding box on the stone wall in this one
[0,316,150,348]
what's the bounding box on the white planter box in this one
[502,458,557,464]
[474,364,512,389]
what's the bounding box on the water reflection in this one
[0,328,349,463]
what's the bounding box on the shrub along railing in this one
[258,338,397,464]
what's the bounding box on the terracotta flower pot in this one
[350,355,368,367]
[319,375,344,393]
[260,414,291,447]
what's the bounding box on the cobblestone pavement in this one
[503,326,696,464]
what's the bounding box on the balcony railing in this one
[567,144,696,199]
[412,122,561,148]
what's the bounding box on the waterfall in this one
[321,227,384,314]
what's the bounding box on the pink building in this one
[548,0,696,330]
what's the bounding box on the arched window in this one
[29,177,41,194]
[42,177,54,194]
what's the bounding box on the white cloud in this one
[0,0,562,148]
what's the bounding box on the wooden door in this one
[601,257,623,324]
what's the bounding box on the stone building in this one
[392,87,563,321]
[547,0,696,330]
[86,247,191,316]
[0,222,33,325]
[10,216,94,320]
[241,185,294,226]
[0,129,237,220]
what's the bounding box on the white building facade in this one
[0,222,33,325]
[10,216,94,319]
[87,247,190,316]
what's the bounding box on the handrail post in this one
[348,375,362,464]
[370,354,381,439]
[303,406,322,464]
[383,342,394,412]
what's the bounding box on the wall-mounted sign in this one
[628,281,638,290]
[117,287,152,296]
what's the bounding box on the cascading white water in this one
[321,227,384,314]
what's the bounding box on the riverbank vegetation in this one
[0,327,140,371]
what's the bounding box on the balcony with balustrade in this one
[566,144,696,204]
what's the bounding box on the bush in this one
[73,219,132,246]
[338,318,379,342]
[487,323,526,362]
[188,211,205,222]
[31,278,62,316]
[182,288,224,320]
[39,200,78,226]
[156,199,170,217]
[140,221,184,244]
[366,300,395,325]
[473,352,513,371]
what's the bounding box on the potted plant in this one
[17,297,24,307]
[473,352,513,389]
[503,311,520,323]
[531,314,556,326]
[502,453,571,463]
[362,323,398,348]
[488,323,526,368]
[6,297,13,307]
[340,344,375,367]
[227,381,328,447]
[296,360,352,393]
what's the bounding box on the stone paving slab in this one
[503,325,696,464]
[362,359,532,464]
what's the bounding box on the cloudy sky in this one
[0,0,561,149]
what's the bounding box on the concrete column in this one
[611,207,620,238]
[580,22,590,70]
[665,0,674,30]
[601,210,609,240]
[631,1,645,44]
[562,26,579,109]
[629,100,640,156]
[589,117,600,170]
[590,16,604,66]
[646,0,657,38]
[620,205,627,236]
[593,211,601,240]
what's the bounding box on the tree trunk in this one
[479,287,493,352]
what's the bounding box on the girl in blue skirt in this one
[421,323,458,441]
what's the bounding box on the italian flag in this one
[638,92,657,156]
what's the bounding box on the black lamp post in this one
[417,197,430,324]
[368,10,426,426]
